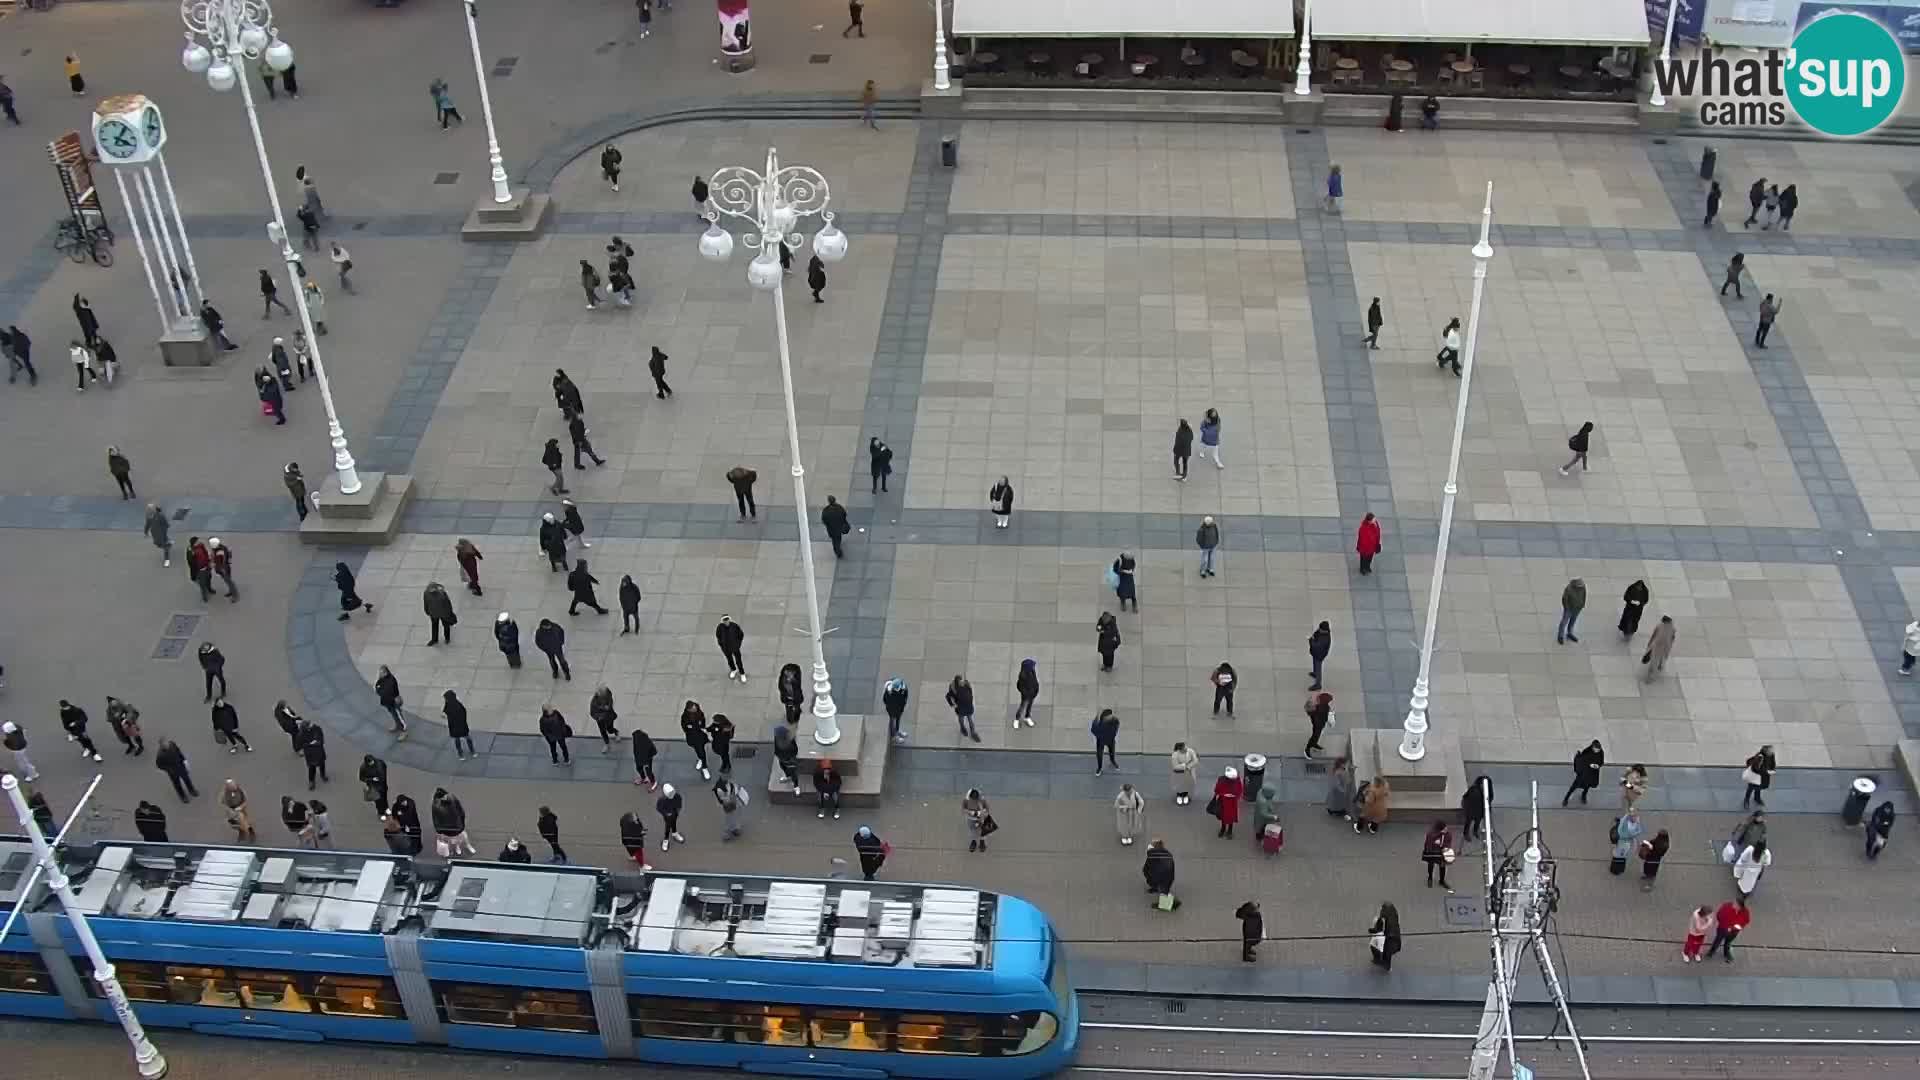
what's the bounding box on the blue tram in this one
[0,841,1077,1078]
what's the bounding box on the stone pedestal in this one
[159,325,215,368]
[765,714,890,808]
[460,187,552,242]
[721,48,756,75]
[921,78,963,117]
[1638,101,1681,133]
[1349,727,1466,812]
[1283,91,1327,128]
[297,470,415,545]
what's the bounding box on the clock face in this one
[97,119,138,158]
[141,105,164,148]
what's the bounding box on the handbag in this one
[1155,892,1178,912]
[736,787,751,807]
[1205,794,1222,818]
[435,836,452,858]
[979,814,999,837]
[1720,840,1739,864]
[1441,847,1456,864]
[213,729,228,745]
[1369,931,1387,952]
[1104,566,1120,590]
[362,783,378,803]
[1740,767,1763,786]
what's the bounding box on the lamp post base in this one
[1282,91,1326,128]
[297,471,415,545]
[1350,728,1467,812]
[764,714,892,807]
[460,187,552,242]
[158,325,217,368]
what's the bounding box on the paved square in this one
[950,120,1295,218]
[1411,556,1897,768]
[910,235,1337,516]
[1695,137,1920,238]
[1355,242,1818,528]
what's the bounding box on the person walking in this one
[1704,180,1722,227]
[772,724,801,791]
[57,700,103,762]
[1705,898,1751,963]
[1430,316,1462,375]
[537,806,567,863]
[1865,800,1895,859]
[631,727,659,789]
[600,142,623,192]
[1732,839,1772,899]
[646,345,673,400]
[814,759,843,819]
[155,738,199,801]
[691,175,710,221]
[727,466,759,521]
[1307,620,1332,691]
[1742,178,1766,227]
[1172,418,1193,480]
[1195,515,1221,578]
[1,722,36,782]
[568,412,606,469]
[635,0,654,37]
[1681,904,1715,962]
[808,255,827,303]
[1236,900,1263,962]
[1169,741,1199,805]
[493,612,522,669]
[1460,775,1490,843]
[449,538,483,597]
[680,701,712,780]
[259,269,292,317]
[537,513,568,573]
[1608,808,1643,875]
[990,475,1014,529]
[1720,253,1746,299]
[1619,763,1649,811]
[542,439,569,496]
[709,713,736,776]
[535,618,571,680]
[1365,297,1384,349]
[187,538,215,602]
[142,503,174,567]
[422,581,458,645]
[105,446,136,499]
[1113,783,1146,846]
[883,675,910,743]
[4,325,35,383]
[1091,708,1120,775]
[608,573,641,636]
[270,700,303,754]
[358,754,389,816]
[1760,183,1780,228]
[1777,183,1798,230]
[588,686,620,753]
[207,538,239,601]
[853,826,887,880]
[281,462,310,522]
[93,336,119,385]
[333,562,371,622]
[1563,739,1605,805]
[714,776,746,841]
[1741,744,1776,808]
[198,641,228,701]
[656,784,685,851]
[0,76,17,125]
[858,79,878,130]
[1324,164,1343,213]
[567,559,608,616]
[1641,615,1677,683]
[539,705,573,766]
[199,300,238,351]
[1555,577,1586,643]
[374,665,406,736]
[1618,579,1649,637]
[1355,512,1382,574]
[869,436,893,493]
[1198,408,1225,468]
[1111,552,1137,611]
[330,241,354,293]
[1638,828,1669,890]
[552,368,585,417]
[107,697,145,756]
[1095,611,1122,672]
[64,54,86,95]
[778,662,806,727]
[283,796,316,848]
[1558,423,1593,476]
[299,721,330,789]
[432,788,476,857]
[1013,658,1040,726]
[1367,904,1402,971]
[69,340,95,391]
[715,615,747,681]
[1210,767,1244,838]
[257,368,287,425]
[209,696,252,753]
[843,0,866,35]
[1303,691,1333,758]
[428,78,463,127]
[822,495,851,558]
[579,260,603,310]
[218,780,254,842]
[1421,819,1455,890]
[1756,293,1781,347]
[1210,661,1236,716]
[1324,755,1354,821]
[945,675,978,742]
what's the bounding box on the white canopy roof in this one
[954,0,1294,38]
[1313,0,1652,46]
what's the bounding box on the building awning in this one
[1313,0,1652,46]
[954,0,1294,38]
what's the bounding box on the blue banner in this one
[1647,0,1707,42]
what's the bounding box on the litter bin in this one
[1842,776,1876,825]
[941,136,957,168]
[1699,146,1716,181]
[1242,753,1267,801]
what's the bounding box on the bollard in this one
[1699,146,1717,181]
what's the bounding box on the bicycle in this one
[53,217,114,267]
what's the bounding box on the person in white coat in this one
[1168,741,1199,805]
[1732,840,1772,898]
[1113,783,1146,846]
[1900,619,1920,675]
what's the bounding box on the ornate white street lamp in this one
[1402,182,1495,762]
[460,0,514,204]
[181,0,362,496]
[1650,0,1681,108]
[1294,0,1314,97]
[698,147,849,746]
[932,0,951,91]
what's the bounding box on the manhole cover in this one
[495,56,520,68]
[164,613,202,637]
[434,172,461,185]
[1442,893,1485,927]
[810,53,832,64]
[151,637,190,661]
[733,746,758,760]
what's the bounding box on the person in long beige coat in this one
[1114,783,1146,846]
[1168,742,1199,805]
[1642,616,1677,684]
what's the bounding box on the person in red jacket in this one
[1705,899,1751,963]
[1356,512,1383,575]
[1211,766,1244,839]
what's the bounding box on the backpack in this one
[1608,818,1620,844]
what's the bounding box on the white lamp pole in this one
[461,0,514,204]
[182,0,362,496]
[1401,182,1495,763]
[932,0,951,90]
[2,775,168,1078]
[698,148,851,747]
[1650,0,1680,108]
[1293,0,1313,96]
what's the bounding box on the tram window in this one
[314,975,407,1019]
[1011,1010,1058,1054]
[0,953,53,995]
[734,1003,806,1046]
[93,960,170,1002]
[167,965,241,1008]
[896,1012,984,1055]
[233,970,312,1013]
[437,982,596,1033]
[809,1008,889,1052]
[437,983,517,1027]
[631,997,733,1041]
[515,989,597,1034]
